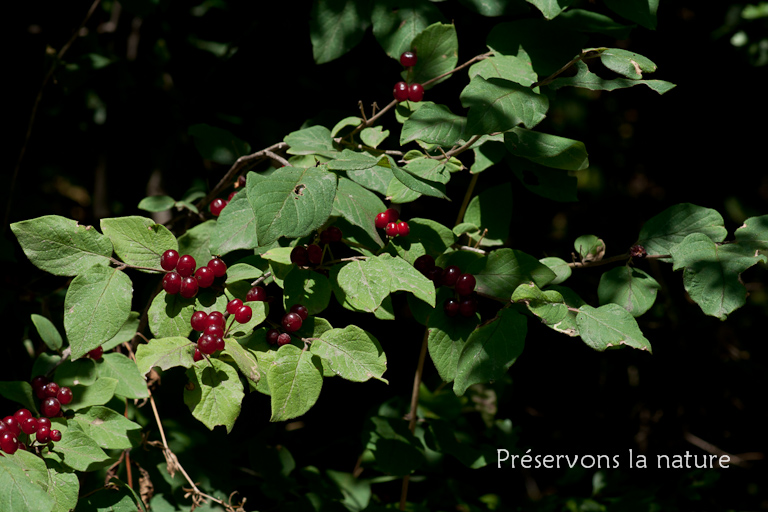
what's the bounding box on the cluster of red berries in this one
[414,255,478,317]
[32,375,73,418]
[266,304,308,347]
[210,175,249,217]
[290,226,343,267]
[190,299,253,361]
[393,50,424,103]
[1,409,61,455]
[375,208,410,238]
[161,250,227,299]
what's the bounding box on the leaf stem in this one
[455,172,479,227]
[531,48,607,88]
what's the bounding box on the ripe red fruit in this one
[282,312,303,333]
[191,311,208,331]
[204,323,224,339]
[266,328,280,345]
[207,258,227,277]
[307,244,323,265]
[161,249,180,271]
[57,387,73,405]
[289,304,309,321]
[385,222,399,237]
[88,346,104,360]
[1,432,19,454]
[375,212,389,230]
[235,305,253,324]
[2,417,20,435]
[400,50,417,67]
[13,409,32,423]
[162,272,182,294]
[180,277,199,299]
[427,266,444,288]
[393,81,409,102]
[455,274,477,297]
[277,333,292,346]
[246,286,267,302]
[459,297,478,317]
[408,83,424,102]
[413,254,435,275]
[37,418,51,430]
[290,245,309,266]
[177,255,197,277]
[207,311,226,329]
[31,376,49,396]
[228,191,237,201]
[385,208,399,223]
[42,397,61,418]
[326,226,343,242]
[210,198,227,216]
[44,382,60,398]
[214,336,226,351]
[21,417,38,435]
[226,299,243,315]
[442,265,461,286]
[397,221,410,237]
[194,266,215,288]
[50,429,62,442]
[193,347,203,362]
[198,334,217,355]
[36,426,50,444]
[444,298,459,317]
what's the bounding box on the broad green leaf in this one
[403,158,452,185]
[636,203,728,256]
[97,353,149,399]
[238,330,273,395]
[64,265,132,360]
[283,267,332,316]
[225,262,263,284]
[177,220,216,266]
[332,177,386,247]
[388,217,455,264]
[210,192,258,255]
[331,116,363,137]
[467,248,556,300]
[284,125,336,157]
[54,359,97,387]
[345,161,395,196]
[556,9,635,39]
[505,128,589,171]
[100,216,176,273]
[407,23,459,87]
[378,253,436,307]
[45,462,80,512]
[468,54,538,87]
[137,195,175,212]
[526,0,574,19]
[0,381,38,415]
[10,215,113,276]
[574,234,605,260]
[334,257,390,312]
[326,470,371,512]
[386,176,422,204]
[424,419,493,469]
[327,149,381,171]
[472,140,506,174]
[0,452,55,512]
[512,282,578,336]
[268,345,324,422]
[464,182,513,246]
[576,304,652,352]
[603,0,658,30]
[223,339,261,383]
[147,290,195,339]
[454,308,527,395]
[458,0,530,16]
[102,311,140,351]
[734,215,768,255]
[360,126,390,148]
[73,406,142,450]
[400,102,466,147]
[311,325,388,383]
[386,156,447,199]
[371,0,444,59]
[598,266,660,317]
[66,378,119,411]
[75,490,139,512]
[188,124,250,165]
[135,337,195,376]
[249,166,338,246]
[42,420,111,471]
[363,416,425,476]
[507,153,578,202]
[184,358,244,432]
[31,314,63,351]
[461,76,549,136]
[670,233,766,320]
[453,222,479,237]
[310,0,370,64]
[427,304,478,383]
[600,48,657,79]
[548,60,675,95]
[259,246,293,266]
[539,257,571,285]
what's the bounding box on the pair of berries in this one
[290,226,344,267]
[413,255,478,317]
[1,410,61,454]
[31,375,73,418]
[161,250,227,299]
[190,300,253,360]
[393,50,424,103]
[266,304,308,347]
[375,208,410,237]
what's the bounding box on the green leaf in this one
[138,195,176,212]
[556,9,635,39]
[284,125,336,157]
[310,0,370,64]
[45,462,80,512]
[210,192,258,255]
[386,156,448,199]
[463,182,513,247]
[64,265,133,360]
[512,282,579,336]
[507,153,578,202]
[283,267,332,316]
[102,311,140,351]
[66,377,119,411]
[454,308,527,395]
[249,166,338,246]
[177,220,216,266]
[576,304,652,353]
[427,304,478,383]
[408,23,459,87]
[548,60,675,95]
[378,253,436,306]
[598,266,660,317]
[135,337,195,377]
[0,452,56,512]
[223,339,261,384]
[734,214,768,255]
[334,258,391,312]
[188,124,251,165]
[371,0,444,59]
[73,406,142,450]
[670,233,766,320]
[147,291,195,339]
[600,48,657,79]
[332,177,386,247]
[458,0,530,16]
[327,149,381,171]
[603,0,659,30]
[461,76,549,135]
[472,140,506,174]
[468,54,538,87]
[311,325,388,383]
[505,128,589,171]
[400,102,466,147]
[10,215,113,276]
[97,353,149,399]
[467,248,556,301]
[0,381,38,415]
[636,203,728,256]
[424,419,492,468]
[360,126,390,148]
[331,116,363,137]
[54,359,97,387]
[363,416,425,476]
[388,218,455,264]
[403,158,452,185]
[526,0,574,19]
[42,420,111,471]
[574,234,605,260]
[184,358,244,432]
[268,345,324,422]
[539,257,571,285]
[31,314,63,352]
[100,216,176,273]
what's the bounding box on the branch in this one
[567,252,671,269]
[531,48,606,88]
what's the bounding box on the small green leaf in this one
[408,23,459,87]
[464,182,513,246]
[135,336,195,376]
[188,124,251,165]
[372,0,444,59]
[66,378,119,411]
[400,102,466,147]
[556,9,635,39]
[73,406,142,450]
[331,116,363,137]
[223,338,261,384]
[360,126,390,148]
[512,282,579,337]
[147,291,195,339]
[310,0,370,64]
[467,248,556,300]
[210,192,258,255]
[268,345,324,422]
[526,0,575,19]
[539,257,572,285]
[734,214,768,255]
[138,195,176,212]
[576,304,652,353]
[0,381,38,415]
[31,314,63,351]
[100,216,176,272]
[42,420,111,471]
[461,76,549,135]
[284,125,336,157]
[177,220,216,266]
[184,358,244,432]
[332,177,386,247]
[574,234,605,260]
[311,325,388,383]
[386,156,447,199]
[505,128,589,171]
[636,203,728,256]
[427,304,478,383]
[97,353,150,399]
[468,54,538,87]
[598,266,660,317]
[548,60,675,95]
[600,48,657,79]
[603,0,659,30]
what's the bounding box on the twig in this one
[422,51,493,88]
[250,271,272,287]
[531,48,606,88]
[455,173,479,226]
[567,253,671,269]
[450,244,487,255]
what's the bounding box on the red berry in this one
[455,274,477,297]
[177,255,197,277]
[291,245,309,266]
[246,286,267,302]
[180,277,199,299]
[385,208,399,223]
[442,266,461,286]
[44,382,60,398]
[57,387,73,405]
[207,311,226,329]
[1,432,19,454]
[194,266,215,288]
[193,347,203,362]
[207,258,227,277]
[393,81,409,102]
[386,222,399,237]
[277,333,292,346]
[163,272,182,294]
[408,83,424,102]
[31,375,49,395]
[226,299,243,315]
[235,305,252,324]
[210,198,227,216]
[13,409,32,424]
[198,334,217,355]
[37,418,51,430]
[319,229,333,245]
[327,226,343,242]
[397,221,410,237]
[20,417,38,435]
[228,191,237,201]
[50,429,62,442]
[160,249,180,271]
[214,336,226,351]
[444,298,459,317]
[282,312,303,333]
[42,397,61,418]
[88,346,104,360]
[266,328,280,345]
[2,417,20,435]
[375,212,389,230]
[427,266,444,288]
[191,311,208,331]
[307,244,323,265]
[413,255,435,275]
[204,323,224,339]
[400,50,417,67]
[36,426,50,444]
[459,297,478,317]
[289,304,309,321]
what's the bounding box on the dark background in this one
[3,1,766,510]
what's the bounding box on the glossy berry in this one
[266,328,280,345]
[207,311,226,329]
[1,432,19,454]
[385,208,399,223]
[13,409,32,424]
[455,274,477,297]
[459,297,478,317]
[289,304,309,321]
[246,286,267,302]
[235,305,253,324]
[393,81,409,102]
[444,298,459,317]
[307,244,323,265]
[386,222,399,237]
[290,245,309,266]
[42,397,61,418]
[180,277,199,299]
[226,299,243,315]
[31,375,49,394]
[162,272,182,295]
[21,417,38,435]
[198,334,217,355]
[44,382,60,398]
[400,50,417,67]
[2,417,20,435]
[277,333,292,346]
[57,387,73,405]
[160,249,180,271]
[207,258,227,277]
[375,212,389,230]
[37,418,51,430]
[210,198,227,216]
[36,426,50,444]
[177,255,197,278]
[191,311,209,331]
[413,254,435,275]
[282,312,303,333]
[326,226,343,242]
[194,266,215,288]
[50,430,62,442]
[88,346,104,360]
[204,323,224,339]
[442,265,461,286]
[408,83,424,102]
[397,221,410,237]
[193,347,203,362]
[214,336,226,351]
[427,266,444,288]
[228,190,237,201]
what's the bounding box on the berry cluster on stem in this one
[414,255,478,317]
[267,304,309,347]
[161,250,227,299]
[375,208,409,238]
[393,50,424,103]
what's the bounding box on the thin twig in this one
[531,48,606,88]
[567,253,671,269]
[455,173,479,226]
